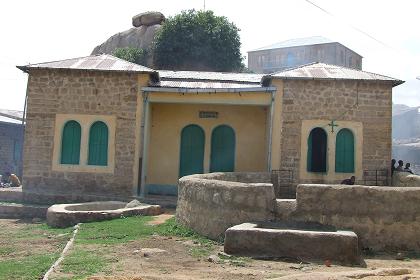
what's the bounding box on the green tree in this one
[153,10,243,72]
[113,47,147,66]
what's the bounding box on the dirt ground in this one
[1,217,420,280]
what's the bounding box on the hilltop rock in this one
[132,11,165,27]
[91,12,165,67]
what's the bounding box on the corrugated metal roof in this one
[0,109,23,124]
[17,54,154,73]
[155,80,259,89]
[158,70,263,83]
[250,36,334,52]
[269,62,404,86]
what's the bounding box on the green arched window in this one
[88,121,109,166]
[335,128,355,173]
[61,120,81,164]
[210,125,235,172]
[307,127,327,172]
[179,124,205,178]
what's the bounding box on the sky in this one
[0,0,419,111]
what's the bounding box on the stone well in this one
[176,172,276,239]
[47,201,162,228]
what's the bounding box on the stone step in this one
[224,222,362,265]
[0,202,48,219]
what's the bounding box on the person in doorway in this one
[341,176,356,185]
[404,163,414,174]
[391,159,396,176]
[396,160,404,172]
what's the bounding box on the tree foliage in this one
[153,10,243,72]
[113,47,147,66]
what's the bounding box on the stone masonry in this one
[23,69,140,202]
[277,79,392,186]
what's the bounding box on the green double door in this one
[210,125,235,172]
[179,125,205,178]
[179,124,235,177]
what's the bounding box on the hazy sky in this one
[1,0,419,111]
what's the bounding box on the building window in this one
[335,128,355,173]
[88,121,109,166]
[349,56,353,67]
[210,125,235,172]
[287,52,296,67]
[307,127,327,172]
[340,50,344,63]
[61,120,81,164]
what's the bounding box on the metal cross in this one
[328,120,338,133]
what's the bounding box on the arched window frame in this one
[88,121,109,166]
[335,128,355,173]
[307,127,328,173]
[60,120,81,165]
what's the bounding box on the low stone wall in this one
[0,203,48,219]
[282,184,420,251]
[392,171,420,187]
[0,187,23,203]
[176,172,275,239]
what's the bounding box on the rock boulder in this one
[132,11,165,27]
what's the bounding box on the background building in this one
[0,109,24,178]
[248,36,362,73]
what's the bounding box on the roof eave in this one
[16,66,157,75]
[269,76,405,87]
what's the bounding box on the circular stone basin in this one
[47,201,162,228]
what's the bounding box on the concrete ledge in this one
[224,222,361,265]
[275,199,297,221]
[176,172,275,239]
[0,203,48,219]
[293,184,420,250]
[0,187,23,203]
[46,201,162,228]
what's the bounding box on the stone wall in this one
[23,69,141,202]
[176,172,275,239]
[278,79,393,186]
[281,184,420,250]
[0,122,23,177]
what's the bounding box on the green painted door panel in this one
[210,125,235,172]
[179,125,205,178]
[335,128,355,173]
[61,120,81,164]
[88,121,109,166]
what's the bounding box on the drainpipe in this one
[267,90,275,172]
[20,75,30,178]
[138,91,149,197]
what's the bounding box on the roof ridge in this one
[106,54,153,71]
[269,61,320,75]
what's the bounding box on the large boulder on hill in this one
[91,12,165,66]
[132,11,165,27]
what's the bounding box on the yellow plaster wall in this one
[132,74,150,191]
[270,80,283,170]
[299,120,363,181]
[146,103,269,185]
[147,91,272,105]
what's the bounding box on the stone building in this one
[0,109,24,177]
[17,54,402,202]
[248,36,362,74]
